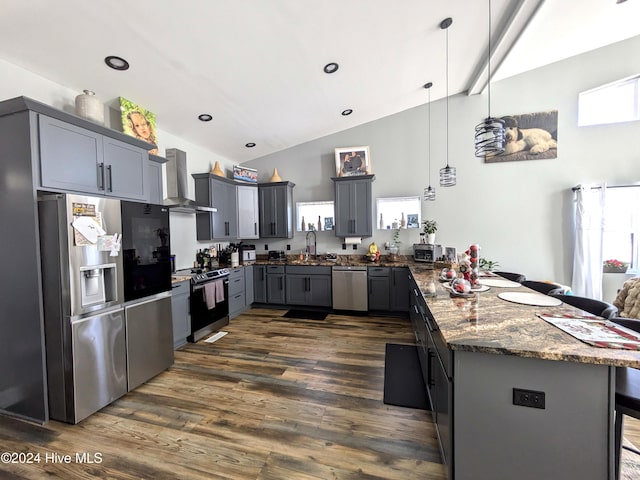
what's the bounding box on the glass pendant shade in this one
[474,117,505,157]
[439,165,456,187]
[424,185,436,201]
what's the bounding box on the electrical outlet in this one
[342,243,347,250]
[352,244,357,250]
[513,388,545,409]
[286,244,291,250]
[264,244,268,250]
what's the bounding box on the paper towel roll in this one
[344,237,362,245]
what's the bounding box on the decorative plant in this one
[478,258,500,271]
[422,220,437,235]
[393,228,401,245]
[603,259,629,273]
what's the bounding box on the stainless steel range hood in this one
[163,148,216,213]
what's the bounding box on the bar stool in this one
[610,317,640,480]
[521,280,565,296]
[495,271,526,283]
[549,293,618,319]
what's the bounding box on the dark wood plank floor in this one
[1,307,639,479]
[0,308,445,479]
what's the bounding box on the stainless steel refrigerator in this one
[38,193,127,424]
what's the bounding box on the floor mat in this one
[383,343,430,410]
[282,309,328,320]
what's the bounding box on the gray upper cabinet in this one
[237,184,259,239]
[194,173,238,241]
[39,115,148,202]
[147,154,167,205]
[332,175,374,237]
[258,181,295,239]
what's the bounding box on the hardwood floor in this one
[0,308,445,479]
[1,307,639,479]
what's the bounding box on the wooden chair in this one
[549,293,618,319]
[494,271,526,283]
[521,280,565,296]
[610,317,640,479]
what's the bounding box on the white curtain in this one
[572,184,606,299]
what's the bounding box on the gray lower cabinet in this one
[368,266,390,310]
[285,265,332,307]
[244,265,254,304]
[258,181,295,238]
[253,265,267,303]
[39,114,148,201]
[332,175,374,237]
[171,280,190,348]
[194,174,238,241]
[390,267,410,312]
[229,267,248,319]
[266,265,286,304]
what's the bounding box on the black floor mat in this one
[383,344,430,410]
[282,309,328,320]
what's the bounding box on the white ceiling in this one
[0,0,638,162]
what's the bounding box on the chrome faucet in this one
[306,230,317,259]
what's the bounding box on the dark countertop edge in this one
[0,96,154,151]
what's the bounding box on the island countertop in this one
[409,266,640,369]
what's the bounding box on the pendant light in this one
[439,17,456,187]
[474,0,505,158]
[423,82,435,201]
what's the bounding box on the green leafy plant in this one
[393,228,401,245]
[478,258,500,271]
[422,220,437,235]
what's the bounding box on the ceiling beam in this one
[466,0,545,96]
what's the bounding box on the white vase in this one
[427,233,436,244]
[602,272,634,303]
[75,89,104,125]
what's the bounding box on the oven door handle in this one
[192,278,229,292]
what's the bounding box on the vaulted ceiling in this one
[1,0,638,161]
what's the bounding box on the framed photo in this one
[485,110,558,163]
[335,146,371,177]
[233,165,258,183]
[120,97,159,155]
[324,217,334,231]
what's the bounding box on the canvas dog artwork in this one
[485,110,558,163]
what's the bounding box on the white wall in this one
[2,35,639,282]
[243,35,640,284]
[0,57,236,270]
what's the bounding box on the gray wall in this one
[243,35,640,285]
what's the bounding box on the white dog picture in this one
[485,110,558,163]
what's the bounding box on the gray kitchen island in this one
[409,266,640,480]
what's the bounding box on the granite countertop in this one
[409,267,640,368]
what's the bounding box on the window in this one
[376,196,421,230]
[296,201,334,231]
[578,75,640,126]
[602,186,640,273]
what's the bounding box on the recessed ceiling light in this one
[616,0,627,4]
[245,142,256,148]
[324,62,339,74]
[104,55,129,71]
[198,114,213,122]
[423,82,433,89]
[341,109,353,116]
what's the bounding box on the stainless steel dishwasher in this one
[332,266,368,311]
